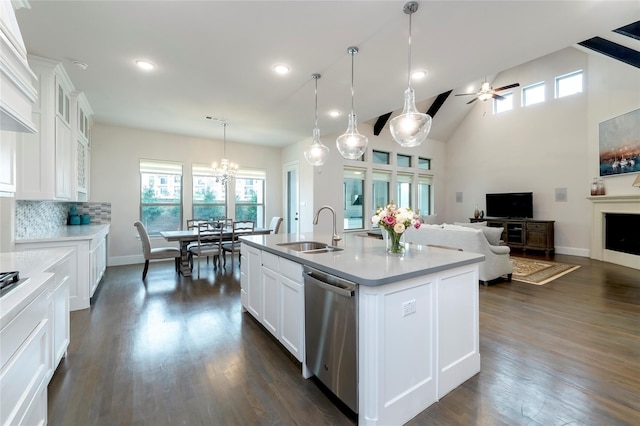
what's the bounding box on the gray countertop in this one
[15,224,110,244]
[241,232,484,286]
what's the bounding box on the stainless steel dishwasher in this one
[304,265,358,413]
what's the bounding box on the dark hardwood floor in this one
[48,252,640,425]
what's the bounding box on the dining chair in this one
[268,216,283,234]
[134,221,181,280]
[188,222,223,278]
[222,220,255,268]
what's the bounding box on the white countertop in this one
[241,232,484,286]
[1,248,73,326]
[15,224,110,244]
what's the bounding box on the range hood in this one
[0,0,37,133]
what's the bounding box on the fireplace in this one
[589,195,640,270]
[605,213,640,256]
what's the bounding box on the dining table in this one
[160,227,271,277]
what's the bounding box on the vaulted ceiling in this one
[15,1,640,147]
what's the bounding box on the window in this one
[371,171,391,227]
[235,169,265,227]
[397,173,412,207]
[418,157,431,170]
[522,82,545,106]
[140,159,182,235]
[192,164,226,221]
[417,175,433,216]
[493,92,513,114]
[556,70,582,98]
[372,150,390,165]
[397,154,412,167]
[344,168,365,230]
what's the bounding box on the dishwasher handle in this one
[304,271,355,298]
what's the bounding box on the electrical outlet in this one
[402,299,416,317]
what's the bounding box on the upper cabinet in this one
[0,0,37,133]
[16,56,92,201]
[73,92,93,200]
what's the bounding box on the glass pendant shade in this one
[389,87,432,147]
[336,113,368,160]
[337,46,368,160]
[304,127,329,166]
[390,1,431,148]
[305,73,329,166]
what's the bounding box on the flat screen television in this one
[485,192,533,218]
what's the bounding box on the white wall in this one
[445,47,640,256]
[91,124,282,265]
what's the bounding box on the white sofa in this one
[404,224,513,284]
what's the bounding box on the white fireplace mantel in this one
[588,194,640,270]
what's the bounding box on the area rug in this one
[510,257,581,285]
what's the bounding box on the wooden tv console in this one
[470,218,555,255]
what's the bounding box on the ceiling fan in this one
[456,80,520,104]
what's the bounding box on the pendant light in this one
[212,121,238,185]
[389,1,432,148]
[304,73,329,166]
[336,46,368,160]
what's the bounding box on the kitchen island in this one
[240,232,484,426]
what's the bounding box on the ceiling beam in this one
[578,36,640,69]
[373,112,392,136]
[426,90,453,118]
[613,21,640,41]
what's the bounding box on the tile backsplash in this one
[16,201,111,238]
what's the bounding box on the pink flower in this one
[383,216,396,226]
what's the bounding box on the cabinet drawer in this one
[527,223,547,231]
[1,282,51,369]
[0,318,49,426]
[279,258,303,282]
[261,251,278,271]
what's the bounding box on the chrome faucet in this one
[313,205,342,246]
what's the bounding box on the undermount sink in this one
[277,241,343,254]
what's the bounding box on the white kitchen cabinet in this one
[0,130,17,196]
[245,246,305,362]
[89,233,106,297]
[0,0,38,133]
[260,251,280,336]
[244,244,262,320]
[278,261,304,361]
[16,56,77,201]
[16,224,110,311]
[46,253,71,374]
[0,275,53,426]
[72,92,92,200]
[0,248,73,426]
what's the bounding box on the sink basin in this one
[277,241,343,254]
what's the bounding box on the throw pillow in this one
[482,227,504,245]
[421,214,440,225]
[454,221,488,228]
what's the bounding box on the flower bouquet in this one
[371,203,421,254]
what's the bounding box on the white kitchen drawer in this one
[279,257,303,283]
[261,251,278,271]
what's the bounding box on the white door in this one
[285,163,299,234]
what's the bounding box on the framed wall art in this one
[598,107,640,176]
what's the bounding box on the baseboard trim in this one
[555,246,590,257]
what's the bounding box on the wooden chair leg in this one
[142,260,149,280]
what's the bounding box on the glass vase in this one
[386,229,405,254]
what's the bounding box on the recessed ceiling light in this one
[135,60,155,71]
[273,64,290,75]
[411,70,427,80]
[329,110,341,118]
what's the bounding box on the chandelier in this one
[212,121,238,185]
